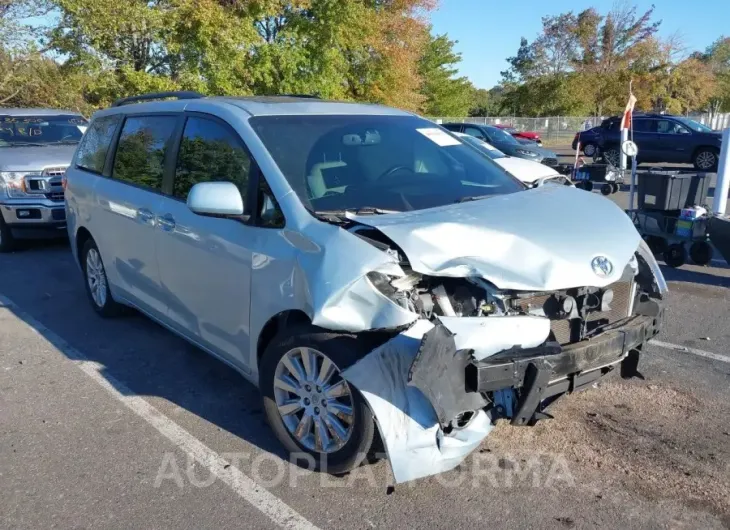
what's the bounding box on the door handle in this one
[157,214,176,232]
[137,208,155,224]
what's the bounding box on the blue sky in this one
[430,0,730,89]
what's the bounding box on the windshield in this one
[459,134,507,159]
[250,115,524,213]
[0,115,88,147]
[675,117,713,133]
[485,125,519,145]
[500,126,517,133]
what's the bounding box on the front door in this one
[95,114,178,318]
[654,118,692,163]
[155,115,254,368]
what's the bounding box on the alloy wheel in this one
[696,151,716,170]
[85,248,108,308]
[273,347,354,454]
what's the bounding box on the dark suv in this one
[572,114,722,170]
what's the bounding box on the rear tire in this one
[663,244,686,268]
[260,325,376,475]
[689,241,713,266]
[582,180,594,192]
[81,238,125,317]
[0,216,15,253]
[600,183,613,196]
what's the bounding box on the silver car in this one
[65,93,667,483]
[0,109,88,251]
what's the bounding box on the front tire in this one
[602,146,620,167]
[81,238,125,317]
[260,325,376,475]
[693,148,719,171]
[583,143,597,157]
[0,216,16,253]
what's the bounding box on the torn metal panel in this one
[351,185,641,292]
[279,220,418,333]
[341,320,493,483]
[437,315,551,361]
[408,323,488,425]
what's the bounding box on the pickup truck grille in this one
[43,166,67,177]
[511,279,634,345]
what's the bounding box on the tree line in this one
[0,1,728,119]
[492,4,730,119]
[0,0,477,116]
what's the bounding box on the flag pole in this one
[628,80,637,211]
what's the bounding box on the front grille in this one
[42,166,67,177]
[46,191,64,202]
[542,157,559,167]
[511,279,633,345]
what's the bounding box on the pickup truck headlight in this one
[0,171,42,198]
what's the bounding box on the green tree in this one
[418,32,474,116]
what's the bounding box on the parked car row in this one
[1,95,667,485]
[573,113,723,170]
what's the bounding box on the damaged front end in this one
[296,187,668,483]
[335,225,666,483]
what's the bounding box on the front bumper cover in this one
[343,308,664,484]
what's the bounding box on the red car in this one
[495,124,542,145]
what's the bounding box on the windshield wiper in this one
[456,194,494,203]
[316,206,399,217]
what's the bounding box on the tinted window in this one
[632,119,654,133]
[464,126,487,140]
[602,119,620,131]
[656,119,688,135]
[442,124,462,132]
[485,126,519,145]
[76,115,120,174]
[0,114,88,147]
[250,115,523,214]
[112,116,177,191]
[173,117,251,200]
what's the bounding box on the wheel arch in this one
[75,226,93,265]
[256,309,312,367]
[691,144,720,159]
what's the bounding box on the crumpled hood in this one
[352,185,641,291]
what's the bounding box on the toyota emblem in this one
[591,256,613,278]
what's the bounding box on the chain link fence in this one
[430,113,730,146]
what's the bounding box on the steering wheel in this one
[376,165,415,181]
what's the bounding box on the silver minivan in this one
[66,93,667,483]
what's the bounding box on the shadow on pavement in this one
[0,239,287,460]
[661,264,730,288]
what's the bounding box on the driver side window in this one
[464,126,487,141]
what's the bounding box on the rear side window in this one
[112,116,177,191]
[633,119,654,133]
[172,116,251,200]
[76,115,121,174]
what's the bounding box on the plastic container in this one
[637,171,711,211]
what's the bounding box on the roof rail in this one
[111,91,204,108]
[278,94,321,99]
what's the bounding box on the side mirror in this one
[187,181,244,217]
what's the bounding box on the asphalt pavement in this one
[2,183,730,528]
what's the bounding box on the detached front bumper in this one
[342,309,664,484]
[465,313,663,425]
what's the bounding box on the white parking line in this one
[650,339,730,364]
[0,294,319,530]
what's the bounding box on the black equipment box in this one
[637,170,711,211]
